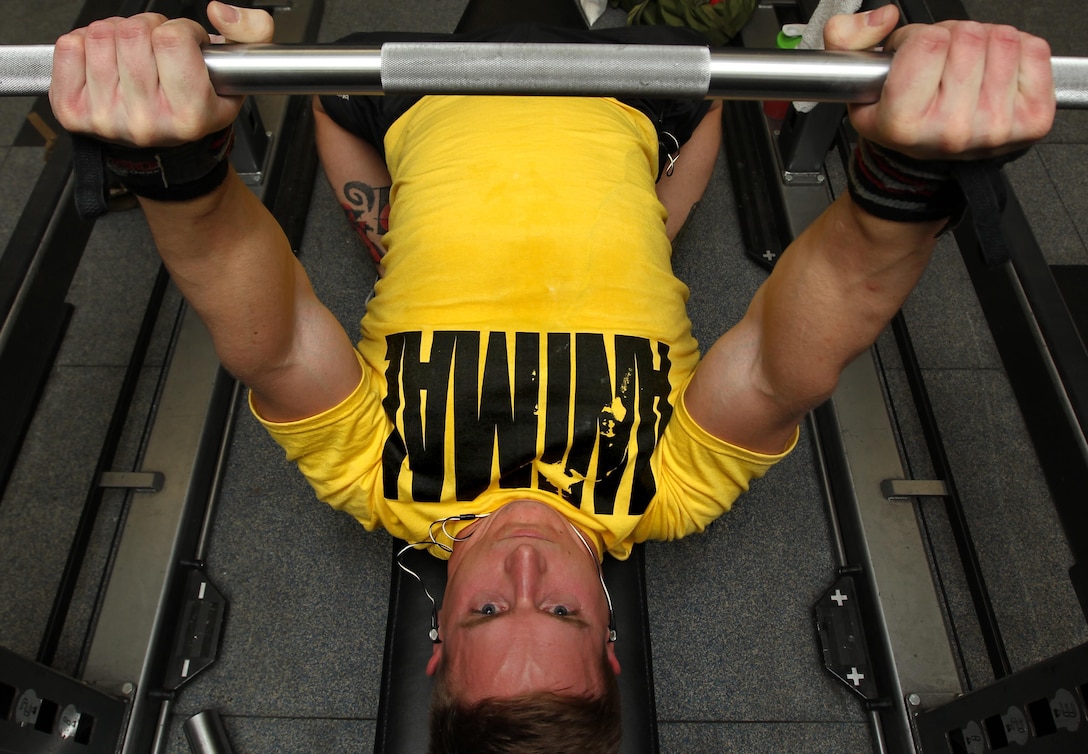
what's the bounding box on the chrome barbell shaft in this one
[3,42,1087,108]
[204,43,892,102]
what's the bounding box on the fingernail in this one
[219,3,240,23]
[866,6,889,25]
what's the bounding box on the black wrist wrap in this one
[72,125,236,219]
[103,124,235,202]
[847,138,964,224]
[847,138,1033,267]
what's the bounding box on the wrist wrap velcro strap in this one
[104,124,235,202]
[72,134,111,219]
[847,138,964,224]
[72,125,235,219]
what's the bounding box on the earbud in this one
[569,523,618,643]
[430,606,441,644]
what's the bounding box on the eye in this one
[551,605,571,617]
[477,603,500,616]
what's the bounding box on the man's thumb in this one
[824,5,899,51]
[207,1,274,44]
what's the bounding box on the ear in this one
[605,640,621,676]
[426,642,444,677]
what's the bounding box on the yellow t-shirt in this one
[255,96,794,559]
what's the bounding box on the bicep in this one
[313,99,393,267]
[655,101,722,242]
[683,286,811,456]
[246,255,364,423]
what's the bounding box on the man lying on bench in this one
[49,1,1055,751]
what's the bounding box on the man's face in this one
[426,500,620,702]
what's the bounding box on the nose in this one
[504,543,546,603]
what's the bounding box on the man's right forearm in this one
[139,168,362,422]
[138,169,299,380]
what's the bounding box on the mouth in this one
[500,529,553,541]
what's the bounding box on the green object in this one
[609,0,758,47]
[776,30,802,49]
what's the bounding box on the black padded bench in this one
[370,0,660,749]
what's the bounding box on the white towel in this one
[580,0,609,24]
[794,0,863,113]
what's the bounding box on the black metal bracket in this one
[914,641,1088,753]
[163,568,229,692]
[0,646,130,753]
[815,574,880,702]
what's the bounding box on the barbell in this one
[1,42,1086,107]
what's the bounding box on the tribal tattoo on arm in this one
[341,180,391,267]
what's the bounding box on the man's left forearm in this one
[684,192,945,454]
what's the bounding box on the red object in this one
[763,100,790,120]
